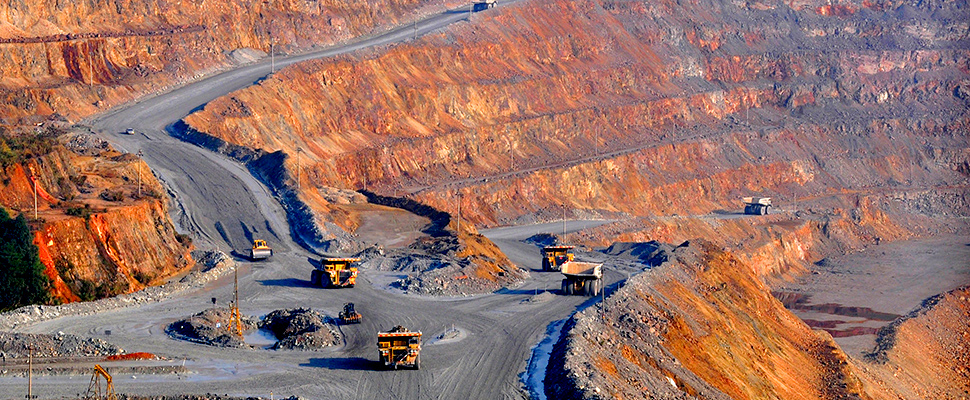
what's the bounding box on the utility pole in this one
[32,174,37,220]
[270,41,276,73]
[296,147,302,192]
[136,150,143,198]
[26,346,32,399]
[561,203,566,239]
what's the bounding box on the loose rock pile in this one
[167,308,340,350]
[166,308,259,348]
[0,331,122,359]
[263,308,340,350]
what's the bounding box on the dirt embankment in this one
[546,241,876,399]
[0,128,193,303]
[863,286,970,398]
[0,0,462,126]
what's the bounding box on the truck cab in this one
[312,257,359,288]
[377,326,422,369]
[541,245,575,271]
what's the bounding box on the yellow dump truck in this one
[377,326,421,370]
[311,257,359,288]
[742,196,771,215]
[249,240,273,260]
[560,261,603,296]
[541,245,575,271]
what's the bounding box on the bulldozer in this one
[541,245,575,271]
[311,257,359,288]
[377,326,422,370]
[339,302,362,324]
[249,239,273,260]
[742,197,772,215]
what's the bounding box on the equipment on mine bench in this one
[84,364,117,400]
[377,326,422,370]
[541,245,575,271]
[560,261,603,297]
[473,0,496,11]
[249,239,274,260]
[339,302,362,324]
[742,197,772,215]
[312,257,359,288]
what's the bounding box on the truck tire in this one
[762,205,769,215]
[542,258,550,271]
[414,355,420,370]
[593,279,601,296]
[561,280,568,295]
[311,270,322,287]
[565,280,574,295]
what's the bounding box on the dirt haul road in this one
[0,221,619,398]
[0,4,623,397]
[83,3,503,253]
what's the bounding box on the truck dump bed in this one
[560,261,602,279]
[741,196,772,206]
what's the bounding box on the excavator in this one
[84,364,117,400]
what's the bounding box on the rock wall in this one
[181,0,969,233]
[0,133,192,304]
[0,0,459,125]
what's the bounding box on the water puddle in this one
[772,291,900,337]
[243,328,279,349]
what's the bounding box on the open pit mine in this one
[0,0,967,398]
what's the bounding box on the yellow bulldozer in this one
[377,326,422,370]
[311,257,359,288]
[249,239,273,260]
[541,245,575,271]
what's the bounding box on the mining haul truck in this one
[377,326,422,370]
[560,261,603,296]
[339,302,362,324]
[473,0,496,11]
[311,257,359,288]
[542,245,575,271]
[249,240,273,260]
[742,197,772,215]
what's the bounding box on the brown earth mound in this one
[864,286,970,398]
[546,240,875,399]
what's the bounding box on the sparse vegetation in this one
[0,207,51,311]
[100,188,125,202]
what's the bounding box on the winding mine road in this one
[0,3,627,399]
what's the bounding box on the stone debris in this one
[0,250,236,331]
[167,308,340,350]
[0,331,122,359]
[263,308,340,350]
